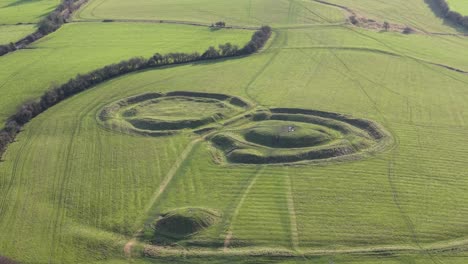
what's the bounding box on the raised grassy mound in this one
[210,108,392,164]
[98,91,251,136]
[153,208,221,240]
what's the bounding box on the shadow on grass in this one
[423,0,467,33]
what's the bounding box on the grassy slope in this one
[325,0,463,33]
[0,0,60,24]
[0,24,35,43]
[74,0,345,27]
[447,0,468,15]
[2,0,468,264]
[0,22,251,124]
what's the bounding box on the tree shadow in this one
[423,0,467,33]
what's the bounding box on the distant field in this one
[0,0,60,24]
[75,0,461,33]
[75,0,345,27]
[447,0,468,15]
[0,24,35,43]
[0,22,251,124]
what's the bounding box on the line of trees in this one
[433,0,468,29]
[0,0,87,57]
[0,26,272,158]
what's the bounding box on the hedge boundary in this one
[0,26,272,159]
[0,0,88,56]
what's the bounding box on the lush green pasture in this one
[0,24,35,43]
[0,0,59,24]
[0,22,251,124]
[326,0,462,33]
[75,0,345,27]
[3,0,468,263]
[75,0,462,33]
[447,0,468,15]
[2,23,468,263]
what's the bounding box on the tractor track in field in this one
[144,235,468,258]
[285,172,300,252]
[73,18,260,30]
[223,167,264,251]
[124,138,201,258]
[285,45,468,75]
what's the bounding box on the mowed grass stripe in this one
[230,168,292,248]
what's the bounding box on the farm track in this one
[284,45,468,74]
[144,236,468,258]
[285,171,300,252]
[73,18,260,30]
[124,138,202,257]
[222,167,264,251]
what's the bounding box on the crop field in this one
[0,24,35,43]
[446,0,468,15]
[74,0,345,27]
[1,0,468,264]
[0,22,251,123]
[0,0,59,24]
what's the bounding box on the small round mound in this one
[154,208,221,239]
[244,122,332,148]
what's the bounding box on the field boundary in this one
[0,26,272,161]
[0,0,89,57]
[143,235,468,258]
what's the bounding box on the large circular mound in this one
[209,108,393,164]
[153,208,221,239]
[98,91,251,136]
[244,120,334,148]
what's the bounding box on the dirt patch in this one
[0,256,18,264]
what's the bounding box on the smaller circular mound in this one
[244,121,333,148]
[97,91,251,136]
[153,208,221,239]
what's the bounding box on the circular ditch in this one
[97,91,251,136]
[209,108,393,164]
[152,207,221,240]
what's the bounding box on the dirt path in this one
[124,238,136,257]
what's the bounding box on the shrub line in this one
[0,0,88,57]
[0,26,272,159]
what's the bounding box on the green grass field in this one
[0,22,251,124]
[2,0,468,263]
[74,0,345,27]
[0,0,59,24]
[0,24,35,43]
[447,0,468,15]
